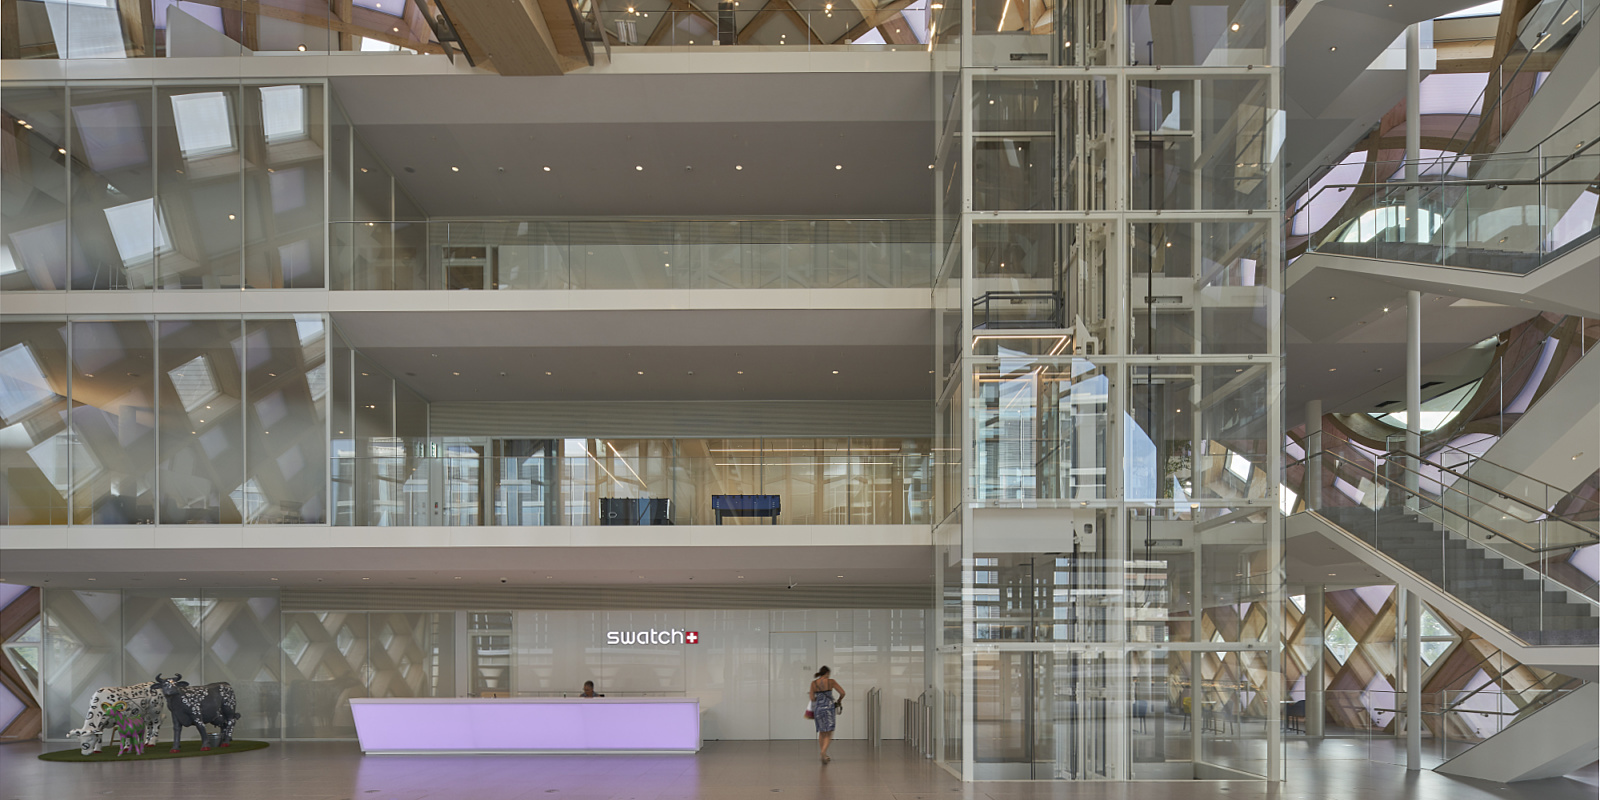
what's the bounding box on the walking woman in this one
[810,666,845,763]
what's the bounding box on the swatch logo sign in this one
[605,629,699,645]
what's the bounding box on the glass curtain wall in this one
[938,0,1284,782]
[330,437,934,527]
[0,81,327,291]
[0,315,328,526]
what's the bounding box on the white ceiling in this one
[332,308,936,401]
[330,72,936,217]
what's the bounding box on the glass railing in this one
[1299,149,1600,273]
[329,218,936,291]
[1436,0,1597,158]
[1406,438,1600,535]
[331,453,933,527]
[1289,435,1600,645]
[1306,686,1582,764]
[597,7,933,49]
[4,0,445,60]
[1291,0,1597,201]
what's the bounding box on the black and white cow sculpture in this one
[154,673,241,751]
[68,682,165,755]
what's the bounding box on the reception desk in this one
[350,697,701,754]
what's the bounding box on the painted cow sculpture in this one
[67,682,164,755]
[154,673,241,751]
[105,700,151,756]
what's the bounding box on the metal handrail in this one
[1391,447,1600,539]
[1435,0,1594,162]
[1318,447,1598,557]
[1289,0,1596,199]
[1303,428,1598,540]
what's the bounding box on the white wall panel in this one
[686,609,772,741]
[507,606,923,740]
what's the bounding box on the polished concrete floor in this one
[0,738,1595,800]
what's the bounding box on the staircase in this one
[1320,506,1599,645]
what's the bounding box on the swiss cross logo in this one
[685,631,700,644]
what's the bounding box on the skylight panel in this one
[1226,451,1252,480]
[354,0,404,17]
[43,0,129,59]
[170,91,235,159]
[0,344,58,421]
[103,198,172,265]
[359,37,403,52]
[258,85,307,144]
[166,355,219,413]
[1438,1,1500,19]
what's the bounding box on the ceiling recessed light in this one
[453,576,462,579]
[1328,296,1336,300]
[635,165,644,171]
[270,577,278,581]
[57,147,66,154]
[737,370,744,374]
[362,577,370,580]
[545,371,552,375]
[1382,307,1389,313]
[736,165,743,170]
[1328,368,1337,372]
[637,371,645,375]
[835,164,842,170]
[832,370,839,374]
[451,166,459,172]
[179,577,187,581]
[228,214,236,220]
[837,575,844,578]
[452,371,460,376]
[543,166,551,172]
[1230,22,1240,31]
[1330,46,1337,51]
[297,44,306,51]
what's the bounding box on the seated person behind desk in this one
[581,681,604,698]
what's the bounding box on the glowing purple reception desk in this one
[350,697,701,754]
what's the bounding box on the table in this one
[711,494,781,524]
[349,697,701,754]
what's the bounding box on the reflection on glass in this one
[973,359,1107,501]
[242,318,326,523]
[158,319,244,524]
[0,322,72,524]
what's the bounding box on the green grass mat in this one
[40,739,270,763]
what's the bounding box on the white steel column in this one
[1406,590,1423,769]
[1406,290,1422,503]
[1405,24,1422,243]
[1306,585,1325,737]
[1304,399,1322,509]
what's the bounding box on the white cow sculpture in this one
[68,682,165,755]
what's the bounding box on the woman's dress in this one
[812,687,837,733]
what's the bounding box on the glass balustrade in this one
[330,453,933,526]
[329,218,935,291]
[1286,433,1600,645]
[4,0,442,60]
[1299,148,1600,273]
